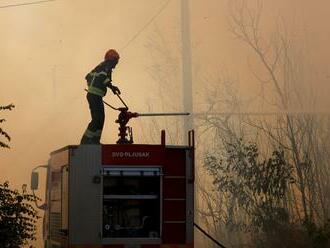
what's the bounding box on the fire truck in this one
[32,128,195,248]
[30,94,196,248]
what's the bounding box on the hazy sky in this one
[1,0,330,192]
[0,0,330,244]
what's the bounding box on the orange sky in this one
[1,0,330,204]
[1,0,330,173]
[0,0,330,245]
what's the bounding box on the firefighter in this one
[80,49,121,144]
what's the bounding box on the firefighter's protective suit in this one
[80,49,120,144]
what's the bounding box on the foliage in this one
[304,219,330,248]
[227,0,330,229]
[0,104,15,149]
[205,140,294,234]
[0,181,40,247]
[198,0,330,246]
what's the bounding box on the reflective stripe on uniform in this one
[103,77,111,84]
[86,67,111,97]
[87,85,106,96]
[83,129,96,138]
[90,71,108,86]
[90,71,107,77]
[88,71,107,85]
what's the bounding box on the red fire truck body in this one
[44,133,194,248]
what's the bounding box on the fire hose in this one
[84,89,189,144]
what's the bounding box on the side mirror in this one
[31,171,39,190]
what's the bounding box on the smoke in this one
[1,0,330,246]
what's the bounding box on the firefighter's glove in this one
[110,85,121,95]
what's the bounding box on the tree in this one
[204,140,298,246]
[196,71,252,247]
[0,182,40,247]
[0,104,40,247]
[141,25,184,145]
[0,104,15,148]
[198,0,330,246]
[228,0,330,231]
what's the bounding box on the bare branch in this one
[0,104,15,111]
[0,128,11,141]
[0,141,10,149]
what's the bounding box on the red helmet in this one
[104,49,120,61]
